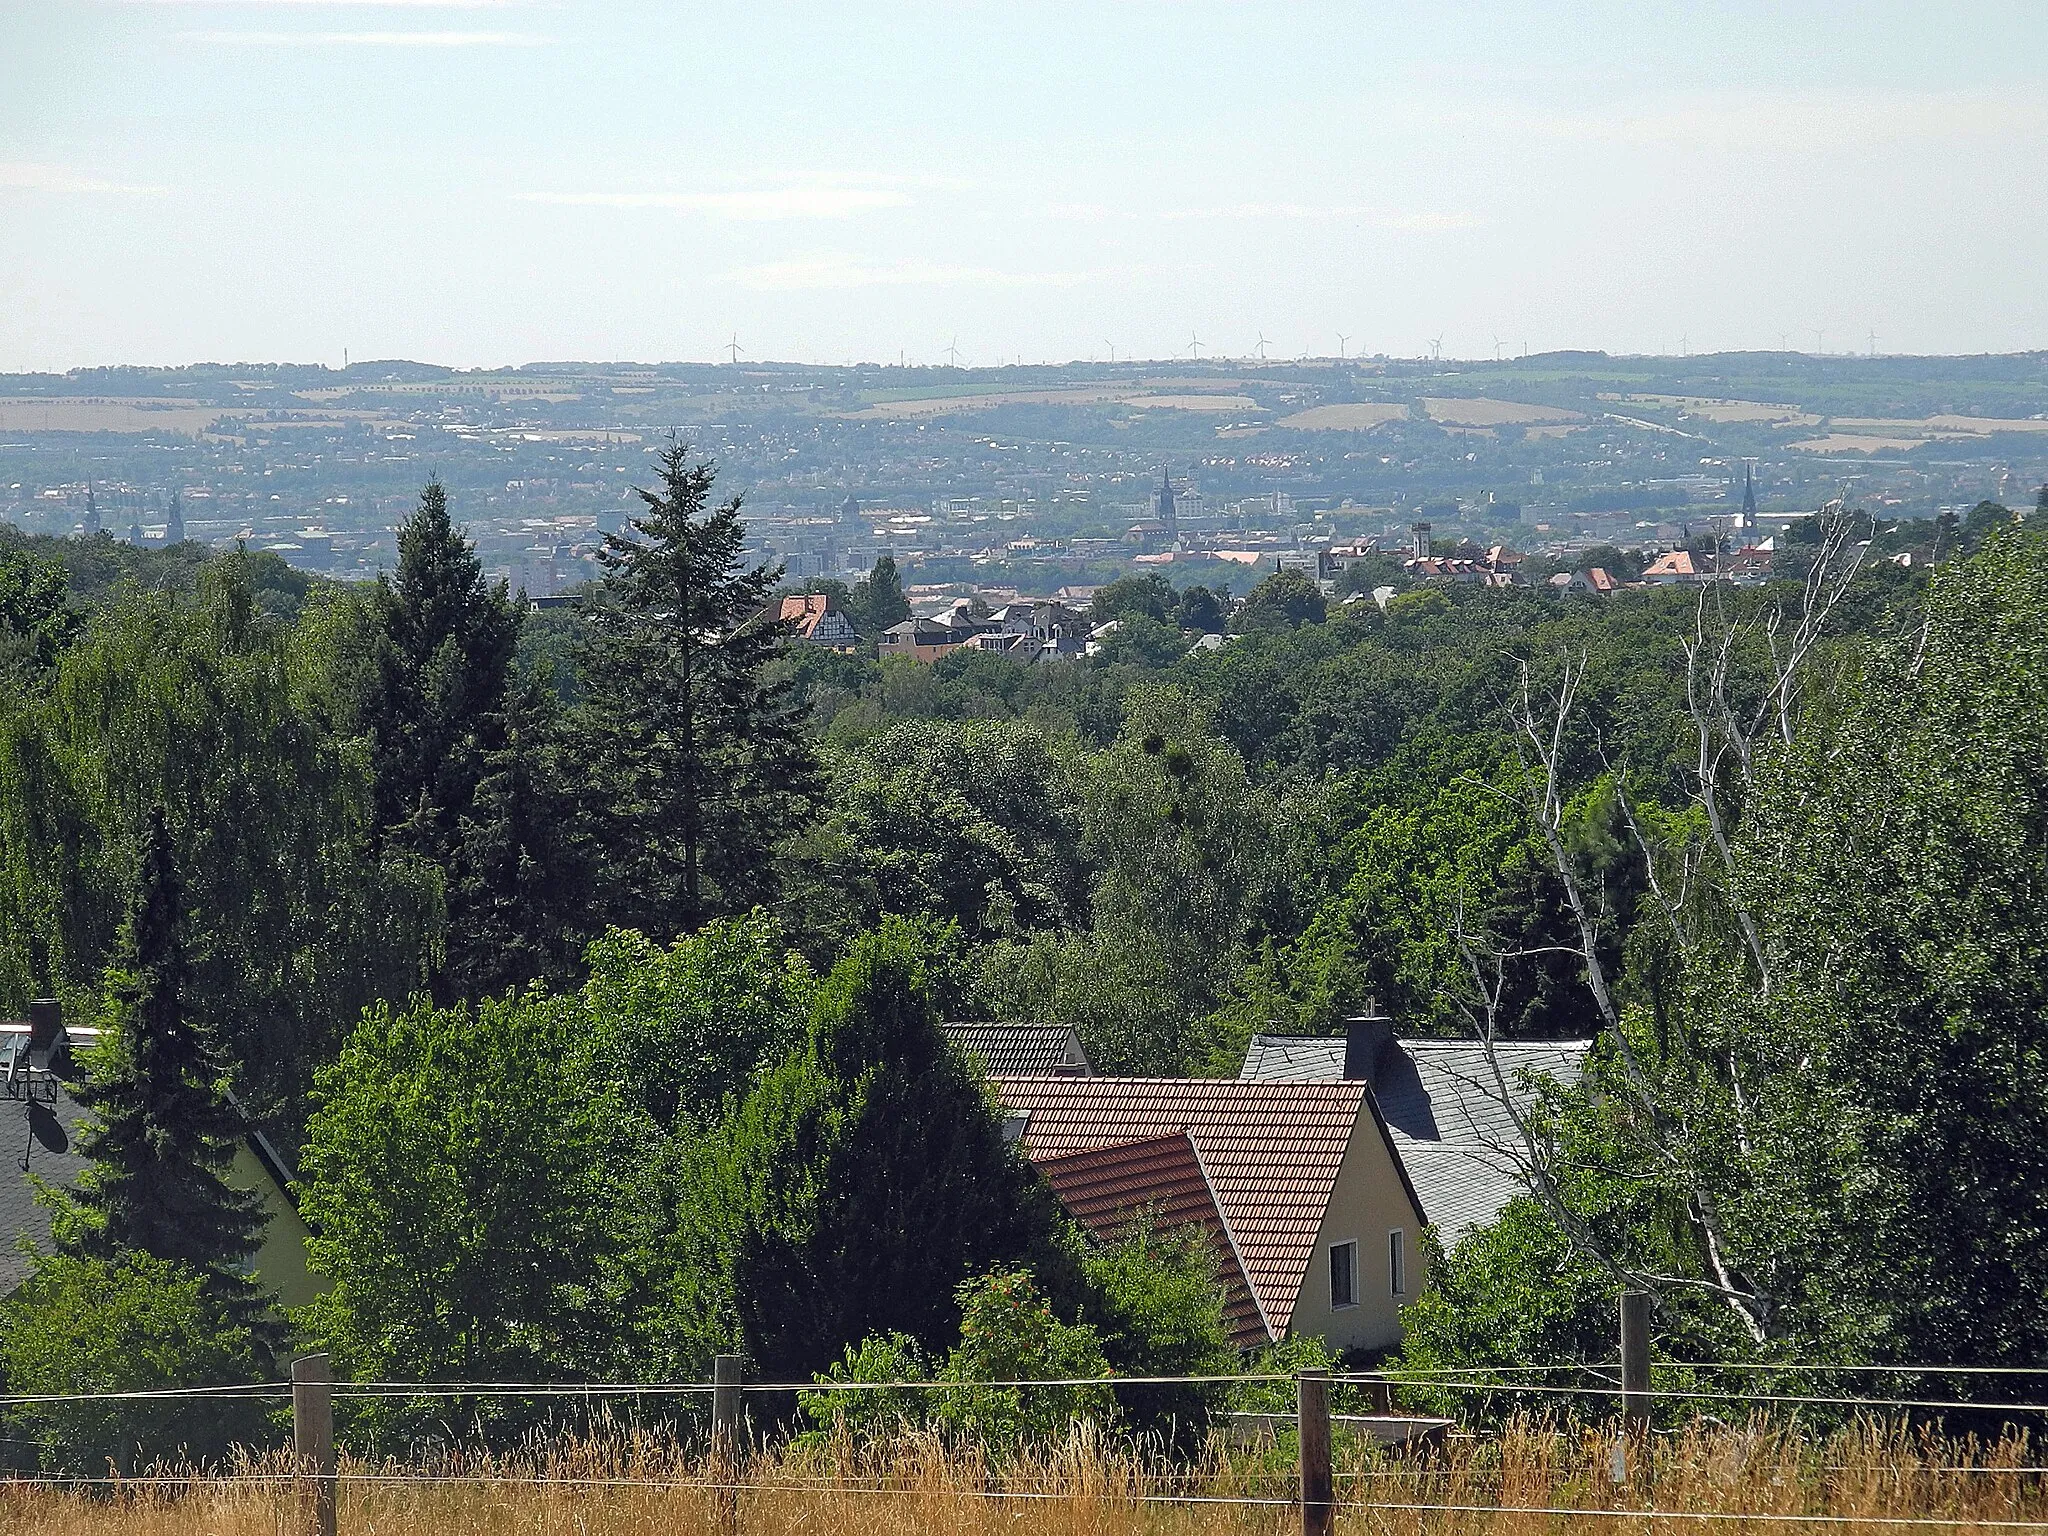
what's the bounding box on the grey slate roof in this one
[942,1021,1092,1078]
[0,1029,95,1294]
[1240,1033,1593,1243]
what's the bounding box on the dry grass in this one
[6,1418,2045,1536]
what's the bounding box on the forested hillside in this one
[3,448,2044,1467]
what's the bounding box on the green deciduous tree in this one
[780,719,1087,954]
[581,911,815,1134]
[0,546,81,679]
[1233,569,1327,631]
[581,441,818,934]
[980,688,1280,1072]
[1080,1224,1232,1446]
[298,989,613,1403]
[0,1251,271,1474]
[0,560,439,1124]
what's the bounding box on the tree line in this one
[2,449,2046,1464]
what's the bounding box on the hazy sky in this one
[4,1,2045,371]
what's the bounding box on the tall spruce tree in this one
[355,478,544,998]
[583,440,816,934]
[59,808,265,1298]
[364,478,522,852]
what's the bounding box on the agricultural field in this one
[1421,398,1584,426]
[1276,403,1411,431]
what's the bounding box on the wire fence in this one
[10,1361,2048,1534]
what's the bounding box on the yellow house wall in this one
[1284,1107,1427,1354]
[225,1145,327,1310]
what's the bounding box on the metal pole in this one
[1620,1289,1651,1431]
[292,1353,336,1536]
[1298,1368,1333,1536]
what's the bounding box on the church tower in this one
[82,482,100,538]
[1738,462,1758,532]
[166,491,185,546]
[1155,466,1178,544]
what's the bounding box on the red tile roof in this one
[1033,1132,1269,1348]
[994,1077,1372,1337]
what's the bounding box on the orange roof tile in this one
[995,1077,1371,1337]
[1033,1132,1269,1348]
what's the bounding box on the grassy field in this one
[5,1418,2042,1536]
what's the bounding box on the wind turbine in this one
[1429,335,1443,361]
[944,336,963,367]
[1253,332,1271,361]
[1188,331,1205,361]
[725,333,744,365]
[1492,332,1504,362]
[1104,339,1117,364]
[1867,328,1878,358]
[1336,333,1350,360]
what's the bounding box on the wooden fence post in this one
[1620,1289,1651,1432]
[711,1353,745,1463]
[1298,1369,1333,1536]
[292,1353,336,1536]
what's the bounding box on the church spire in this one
[1155,465,1178,544]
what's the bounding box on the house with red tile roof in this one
[1033,1132,1268,1349]
[775,594,859,652]
[994,1076,1426,1353]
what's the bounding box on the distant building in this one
[82,483,100,539]
[165,491,185,546]
[1641,549,1706,584]
[1155,466,1179,545]
[775,594,859,653]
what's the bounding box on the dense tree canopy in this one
[11,474,2048,1456]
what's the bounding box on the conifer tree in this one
[364,477,522,853]
[59,808,265,1296]
[583,439,817,934]
[849,555,910,641]
[667,922,1065,1381]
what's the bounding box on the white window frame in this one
[1389,1228,1407,1297]
[1329,1238,1359,1310]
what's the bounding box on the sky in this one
[3,0,2046,372]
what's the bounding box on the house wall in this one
[1287,1107,1427,1354]
[227,1145,326,1310]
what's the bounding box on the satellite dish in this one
[26,1101,66,1155]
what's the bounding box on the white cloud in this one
[1155,202,1484,230]
[0,163,169,195]
[1489,89,2048,152]
[515,186,911,220]
[176,28,544,44]
[730,256,1115,292]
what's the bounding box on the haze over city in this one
[6,0,2048,371]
